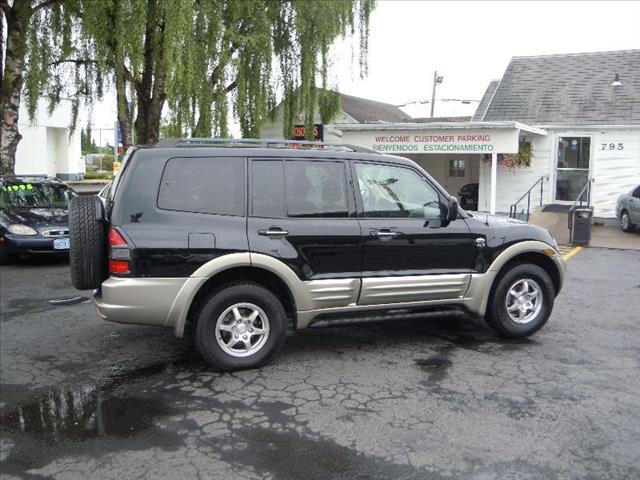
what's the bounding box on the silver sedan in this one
[615,185,640,232]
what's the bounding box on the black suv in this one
[69,139,565,371]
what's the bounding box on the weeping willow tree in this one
[57,0,373,149]
[4,0,373,174]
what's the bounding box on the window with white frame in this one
[448,159,466,177]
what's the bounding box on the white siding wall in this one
[15,100,83,179]
[478,133,552,214]
[478,128,640,218]
[590,129,640,218]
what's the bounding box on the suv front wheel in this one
[485,263,555,338]
[195,283,288,371]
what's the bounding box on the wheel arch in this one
[169,253,303,337]
[466,240,565,318]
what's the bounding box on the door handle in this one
[371,229,399,238]
[258,228,289,237]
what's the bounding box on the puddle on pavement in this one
[0,385,171,443]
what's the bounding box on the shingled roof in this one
[477,50,640,125]
[339,93,411,123]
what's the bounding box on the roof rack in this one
[154,137,377,154]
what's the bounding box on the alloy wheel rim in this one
[215,303,270,357]
[621,213,630,229]
[505,278,543,324]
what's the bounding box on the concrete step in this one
[528,206,571,245]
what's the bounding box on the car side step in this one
[307,308,466,329]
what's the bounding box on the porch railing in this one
[568,179,594,244]
[509,176,547,221]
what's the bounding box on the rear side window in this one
[158,157,244,216]
[251,160,285,217]
[285,161,348,218]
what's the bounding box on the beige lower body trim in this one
[94,277,187,327]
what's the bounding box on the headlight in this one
[8,224,38,236]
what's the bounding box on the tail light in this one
[108,227,131,274]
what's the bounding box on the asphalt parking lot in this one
[1,247,639,479]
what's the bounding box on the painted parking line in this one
[561,246,583,261]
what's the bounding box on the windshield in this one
[0,182,76,209]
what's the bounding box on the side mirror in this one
[443,196,458,226]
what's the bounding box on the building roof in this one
[411,116,472,123]
[339,93,412,123]
[472,80,500,122]
[479,50,640,125]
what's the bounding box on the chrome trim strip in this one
[359,274,470,305]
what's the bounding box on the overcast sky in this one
[88,0,640,140]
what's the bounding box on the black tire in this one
[69,196,107,290]
[485,263,555,338]
[195,283,287,371]
[620,210,635,233]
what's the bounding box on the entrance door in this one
[555,136,591,201]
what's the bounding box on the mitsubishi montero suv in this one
[69,139,565,371]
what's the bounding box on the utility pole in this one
[430,71,444,118]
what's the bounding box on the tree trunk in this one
[106,0,132,152]
[0,0,31,175]
[132,0,166,145]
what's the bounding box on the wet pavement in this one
[1,249,639,479]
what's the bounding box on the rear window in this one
[158,157,244,216]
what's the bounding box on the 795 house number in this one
[601,143,624,150]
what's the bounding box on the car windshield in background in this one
[0,183,76,209]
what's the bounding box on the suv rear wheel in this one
[485,263,555,338]
[195,283,287,371]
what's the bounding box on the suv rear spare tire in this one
[69,196,107,290]
[485,263,555,338]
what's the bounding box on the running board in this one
[307,307,466,328]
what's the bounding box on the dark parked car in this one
[0,176,76,264]
[615,185,640,232]
[69,139,564,371]
[458,182,479,211]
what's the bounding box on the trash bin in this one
[571,207,593,245]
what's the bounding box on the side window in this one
[633,186,640,199]
[158,157,244,216]
[355,163,442,219]
[251,160,285,217]
[285,161,349,218]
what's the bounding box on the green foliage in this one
[22,0,375,142]
[501,141,533,169]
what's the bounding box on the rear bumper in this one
[1,234,69,255]
[94,277,187,327]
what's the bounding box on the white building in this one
[339,50,640,220]
[262,50,640,221]
[15,99,83,180]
